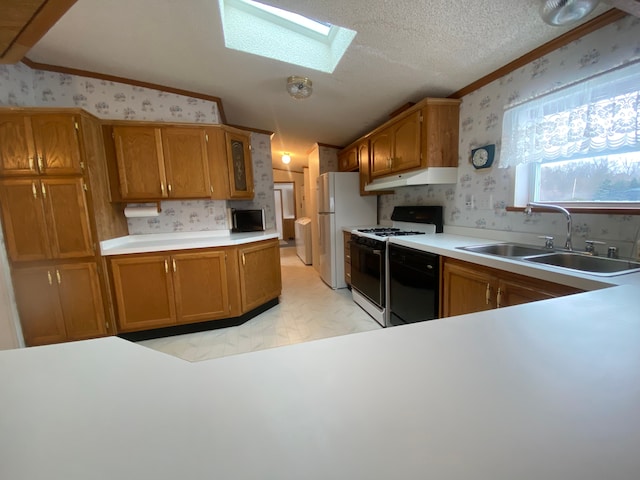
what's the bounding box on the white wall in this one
[380,16,640,257]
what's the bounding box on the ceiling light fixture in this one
[286,76,313,99]
[282,153,291,164]
[539,0,600,26]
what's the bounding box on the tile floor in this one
[137,246,381,362]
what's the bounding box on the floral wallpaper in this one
[380,15,640,258]
[0,62,276,235]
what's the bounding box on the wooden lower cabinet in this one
[442,258,582,318]
[238,239,282,312]
[109,243,279,333]
[110,250,236,332]
[12,262,107,346]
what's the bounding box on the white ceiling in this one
[27,0,616,172]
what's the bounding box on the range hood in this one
[364,167,458,191]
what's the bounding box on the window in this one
[503,61,640,207]
[218,0,356,73]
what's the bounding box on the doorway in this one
[274,182,296,242]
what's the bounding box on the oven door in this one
[350,239,385,309]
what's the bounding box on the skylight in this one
[219,0,356,73]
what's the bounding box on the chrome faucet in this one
[525,202,573,251]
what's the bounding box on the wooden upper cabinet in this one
[161,127,211,198]
[0,177,94,262]
[0,113,82,176]
[225,130,253,199]
[0,115,36,176]
[370,110,421,178]
[421,100,461,168]
[338,146,358,172]
[113,126,167,200]
[357,140,376,196]
[370,129,393,177]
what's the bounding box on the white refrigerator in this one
[317,172,377,289]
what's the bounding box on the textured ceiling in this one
[27,0,614,172]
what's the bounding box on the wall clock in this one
[471,144,495,169]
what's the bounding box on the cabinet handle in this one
[485,283,491,305]
[496,287,502,308]
[37,155,44,172]
[164,259,169,273]
[41,183,46,199]
[242,253,246,266]
[28,157,35,171]
[172,259,177,272]
[56,269,61,285]
[160,183,165,195]
[32,182,38,199]
[210,185,214,194]
[47,270,53,285]
[167,184,172,194]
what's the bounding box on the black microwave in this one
[231,209,265,232]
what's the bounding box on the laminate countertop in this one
[100,230,280,256]
[2,283,640,479]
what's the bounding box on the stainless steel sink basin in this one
[458,243,553,257]
[524,252,640,276]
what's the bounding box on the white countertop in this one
[2,284,640,479]
[100,230,280,256]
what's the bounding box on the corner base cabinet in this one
[108,239,281,333]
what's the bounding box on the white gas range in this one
[349,206,443,327]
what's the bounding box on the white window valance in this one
[501,61,640,167]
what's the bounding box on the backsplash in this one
[380,15,640,257]
[0,63,276,235]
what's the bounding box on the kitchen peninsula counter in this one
[100,230,279,256]
[1,284,639,479]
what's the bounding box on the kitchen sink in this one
[458,243,553,257]
[523,252,640,276]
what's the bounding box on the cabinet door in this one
[0,178,51,261]
[421,102,460,168]
[12,266,66,346]
[391,110,421,172]
[369,129,392,178]
[161,127,211,198]
[338,146,358,172]
[225,130,254,198]
[172,251,230,324]
[442,259,497,317]
[0,115,37,176]
[42,178,94,259]
[31,114,83,175]
[110,255,176,332]
[113,126,167,200]
[238,239,281,312]
[497,276,581,308]
[57,263,107,340]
